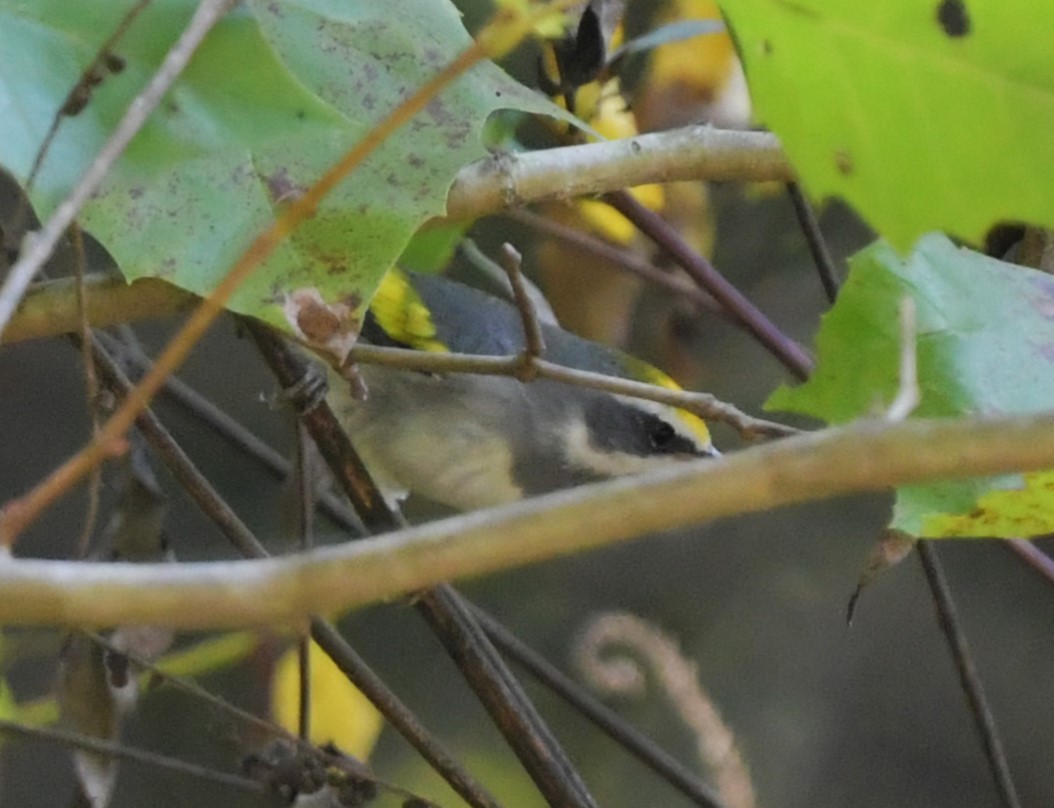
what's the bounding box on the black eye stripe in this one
[648,419,677,449]
[642,413,701,455]
[583,397,706,457]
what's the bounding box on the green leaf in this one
[0,0,563,337]
[721,1,1054,249]
[767,233,1054,536]
[397,220,469,273]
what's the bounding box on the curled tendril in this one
[572,612,756,808]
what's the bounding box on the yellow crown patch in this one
[369,268,448,353]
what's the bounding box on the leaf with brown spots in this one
[721,0,1054,249]
[0,0,565,334]
[768,234,1054,537]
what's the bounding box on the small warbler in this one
[326,268,717,511]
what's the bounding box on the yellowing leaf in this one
[272,641,383,759]
[767,234,1054,538]
[925,470,1054,538]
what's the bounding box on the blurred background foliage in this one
[2,0,1053,806]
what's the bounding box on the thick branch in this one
[446,126,791,220]
[3,127,789,346]
[1,412,1053,629]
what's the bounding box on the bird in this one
[324,267,717,512]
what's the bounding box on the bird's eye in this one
[648,419,677,451]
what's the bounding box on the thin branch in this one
[84,631,282,742]
[246,322,400,532]
[348,343,795,439]
[1004,538,1054,586]
[101,325,733,808]
[7,274,795,441]
[446,126,791,221]
[885,297,919,422]
[3,411,1054,628]
[252,323,599,808]
[603,190,815,380]
[71,225,103,559]
[20,0,151,195]
[0,0,237,339]
[505,207,723,317]
[915,542,1021,808]
[785,183,840,303]
[295,424,314,742]
[0,718,263,794]
[308,619,502,808]
[473,607,728,808]
[530,357,797,440]
[0,17,495,548]
[87,334,502,808]
[416,585,599,808]
[94,331,363,530]
[499,243,546,367]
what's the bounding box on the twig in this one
[885,297,919,422]
[9,274,795,440]
[505,207,723,316]
[295,423,314,741]
[85,332,502,808]
[916,542,1021,808]
[0,718,263,794]
[20,0,151,195]
[253,323,599,808]
[532,359,798,440]
[472,607,728,808]
[416,586,599,808]
[351,343,798,440]
[785,183,840,303]
[1004,538,1054,586]
[602,190,814,380]
[308,620,502,808]
[446,126,791,221]
[104,328,737,808]
[84,631,281,741]
[5,411,1054,627]
[0,10,495,548]
[91,331,361,529]
[0,0,237,339]
[498,243,546,373]
[71,225,104,559]
[460,238,559,325]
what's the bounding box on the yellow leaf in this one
[924,470,1054,539]
[272,641,384,759]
